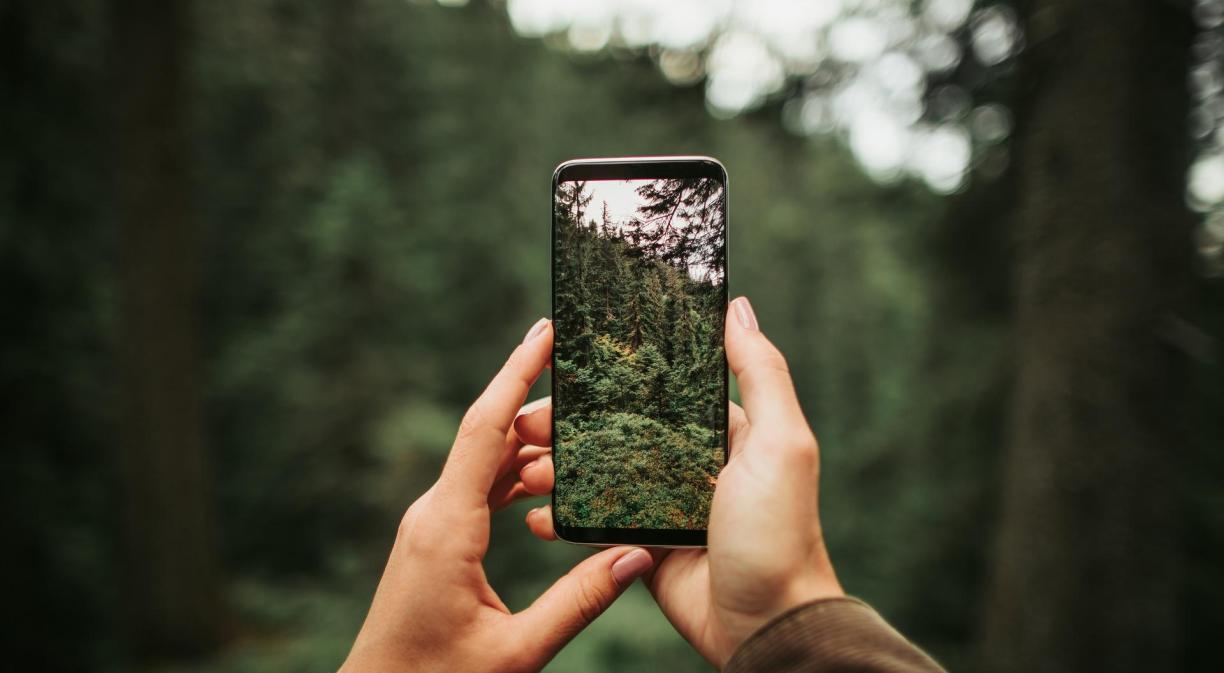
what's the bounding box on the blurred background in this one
[3,0,1222,671]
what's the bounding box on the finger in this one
[485,419,529,511]
[514,444,552,469]
[640,548,710,646]
[525,504,557,541]
[493,426,526,482]
[728,401,749,460]
[440,319,553,502]
[488,446,553,510]
[642,547,702,597]
[518,396,550,416]
[487,399,551,505]
[515,546,654,664]
[639,547,673,586]
[725,297,808,432]
[513,396,552,447]
[519,453,554,495]
[511,398,555,450]
[489,481,531,511]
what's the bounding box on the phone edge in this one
[549,156,729,550]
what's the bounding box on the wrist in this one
[715,561,843,666]
[785,558,843,609]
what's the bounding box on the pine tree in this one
[632,178,726,281]
[600,201,613,237]
[553,178,725,529]
[555,180,591,227]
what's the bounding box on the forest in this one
[4,0,1222,672]
[552,178,726,530]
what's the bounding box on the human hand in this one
[341,318,655,673]
[517,297,843,668]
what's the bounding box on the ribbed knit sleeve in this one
[723,597,946,673]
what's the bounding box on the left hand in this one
[341,318,655,673]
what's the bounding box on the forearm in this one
[724,597,946,673]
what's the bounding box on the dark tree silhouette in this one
[630,178,726,283]
[978,2,1194,672]
[110,0,223,659]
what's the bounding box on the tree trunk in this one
[110,0,222,659]
[978,2,1195,672]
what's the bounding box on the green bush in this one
[554,413,721,529]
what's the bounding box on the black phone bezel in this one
[550,156,729,548]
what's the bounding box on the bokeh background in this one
[3,0,1223,671]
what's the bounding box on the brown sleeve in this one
[723,597,946,673]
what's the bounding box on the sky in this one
[574,178,724,284]
[584,179,646,233]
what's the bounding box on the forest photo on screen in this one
[553,176,727,531]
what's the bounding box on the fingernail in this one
[611,548,653,586]
[522,457,541,473]
[522,318,550,344]
[515,396,550,419]
[733,297,759,331]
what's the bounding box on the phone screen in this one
[552,159,727,545]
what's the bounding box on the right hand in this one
[513,296,844,668]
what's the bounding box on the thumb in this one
[514,547,654,660]
[725,296,807,431]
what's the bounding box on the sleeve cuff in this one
[723,596,946,673]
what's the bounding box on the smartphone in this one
[551,156,728,547]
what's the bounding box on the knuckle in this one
[504,346,527,372]
[398,496,425,535]
[743,352,791,383]
[796,433,819,455]
[573,574,612,625]
[397,494,441,551]
[457,397,492,442]
[777,434,818,466]
[758,350,791,375]
[397,509,423,545]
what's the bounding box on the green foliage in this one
[554,414,720,529]
[0,0,976,666]
[553,179,725,530]
[0,0,968,665]
[31,1,1223,672]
